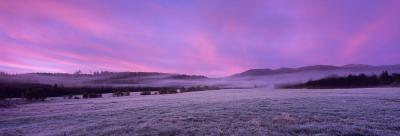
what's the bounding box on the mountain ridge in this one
[1,64,400,88]
[231,64,400,77]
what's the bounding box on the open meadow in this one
[1,88,400,136]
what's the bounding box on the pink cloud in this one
[179,33,248,76]
[344,20,384,58]
[1,0,399,76]
[343,2,400,59]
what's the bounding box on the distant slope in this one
[1,64,400,88]
[0,72,208,87]
[232,64,400,77]
[278,71,400,89]
[225,64,400,88]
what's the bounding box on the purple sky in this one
[0,0,399,76]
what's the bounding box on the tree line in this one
[0,82,220,100]
[279,71,400,89]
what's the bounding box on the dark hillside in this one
[278,71,400,89]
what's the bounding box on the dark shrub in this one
[122,92,130,96]
[158,89,168,94]
[112,91,123,97]
[140,91,151,95]
[113,91,130,97]
[0,100,14,108]
[168,90,178,94]
[22,89,47,101]
[82,93,102,98]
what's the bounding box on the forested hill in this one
[278,71,400,89]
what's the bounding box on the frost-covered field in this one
[1,88,400,136]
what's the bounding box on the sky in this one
[0,0,399,77]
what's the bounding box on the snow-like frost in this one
[1,88,400,135]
